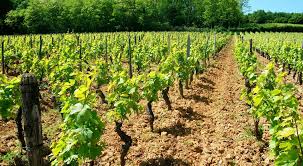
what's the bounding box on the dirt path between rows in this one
[97,39,271,166]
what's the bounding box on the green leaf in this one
[271,89,281,96]
[129,87,136,95]
[70,103,84,115]
[74,86,89,101]
[275,149,299,166]
[277,127,295,139]
[253,96,263,107]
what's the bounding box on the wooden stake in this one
[7,36,10,46]
[213,32,216,56]
[128,34,132,78]
[51,36,54,47]
[79,40,82,72]
[105,35,108,64]
[249,39,253,53]
[39,36,42,59]
[20,74,43,166]
[30,36,33,48]
[2,40,5,74]
[186,34,191,88]
[168,34,171,55]
[134,34,137,45]
[187,34,191,58]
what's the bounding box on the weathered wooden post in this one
[300,41,303,85]
[186,34,191,88]
[76,35,80,46]
[61,34,65,47]
[134,34,137,45]
[204,35,210,68]
[79,40,82,72]
[168,33,171,55]
[7,36,10,46]
[128,34,132,78]
[51,36,54,47]
[20,74,43,166]
[187,34,191,58]
[2,40,5,74]
[249,39,253,54]
[39,35,42,59]
[213,32,216,59]
[30,36,33,48]
[177,34,180,47]
[105,35,108,64]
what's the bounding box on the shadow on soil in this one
[207,63,220,70]
[139,156,190,166]
[200,77,216,86]
[206,70,219,77]
[185,94,211,104]
[196,83,214,91]
[176,107,206,121]
[156,121,191,137]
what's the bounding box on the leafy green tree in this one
[1,0,251,34]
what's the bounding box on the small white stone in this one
[161,131,168,136]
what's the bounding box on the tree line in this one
[1,0,303,34]
[245,10,303,24]
[1,0,246,34]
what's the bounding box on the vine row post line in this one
[51,35,54,47]
[249,39,253,54]
[30,35,33,48]
[20,73,43,166]
[186,34,191,88]
[187,34,191,58]
[2,40,5,74]
[105,35,108,64]
[168,33,171,55]
[39,35,42,59]
[7,36,10,46]
[204,34,209,68]
[213,32,216,59]
[78,35,82,72]
[134,34,137,45]
[128,33,132,78]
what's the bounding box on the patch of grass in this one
[42,109,62,140]
[0,151,20,165]
[237,125,264,143]
[183,140,194,146]
[141,132,154,142]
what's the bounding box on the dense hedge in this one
[0,0,244,34]
[231,23,303,33]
